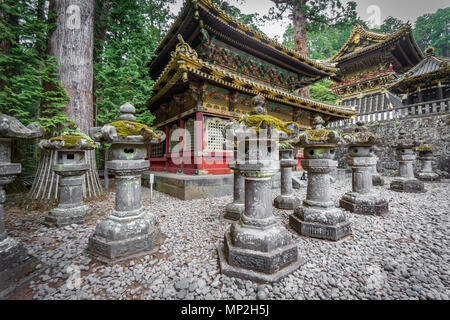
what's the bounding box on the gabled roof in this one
[328,23,424,73]
[148,36,356,120]
[389,48,450,94]
[149,0,338,83]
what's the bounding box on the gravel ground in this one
[4,177,450,300]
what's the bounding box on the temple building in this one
[145,0,355,200]
[327,24,424,122]
[389,47,450,104]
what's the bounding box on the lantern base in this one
[224,202,244,221]
[339,193,389,216]
[372,174,384,186]
[216,233,303,283]
[43,204,90,227]
[87,210,161,264]
[0,237,40,298]
[417,172,440,182]
[290,205,352,241]
[274,194,301,210]
[390,178,426,193]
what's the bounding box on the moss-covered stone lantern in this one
[273,140,300,210]
[390,130,425,193]
[41,124,97,227]
[416,143,439,181]
[289,115,352,241]
[217,96,303,283]
[0,114,43,296]
[87,103,166,264]
[339,122,389,216]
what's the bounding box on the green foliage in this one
[267,0,359,33]
[282,20,363,60]
[373,16,404,34]
[413,8,449,57]
[211,0,263,32]
[309,79,338,104]
[94,0,174,127]
[0,0,69,134]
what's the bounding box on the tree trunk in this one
[46,0,95,133]
[292,0,310,98]
[29,0,103,201]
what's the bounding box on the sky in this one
[169,0,448,40]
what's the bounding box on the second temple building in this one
[145,0,355,199]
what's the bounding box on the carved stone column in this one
[217,96,303,283]
[224,151,244,221]
[274,148,300,210]
[0,115,43,296]
[87,103,166,264]
[416,145,439,181]
[289,116,352,241]
[371,146,384,186]
[339,123,389,215]
[390,130,425,193]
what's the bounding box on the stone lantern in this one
[339,122,389,215]
[0,114,43,296]
[273,144,300,210]
[223,148,245,221]
[416,143,439,181]
[217,96,303,283]
[390,130,425,193]
[371,146,384,186]
[87,103,166,264]
[41,124,97,227]
[289,115,352,241]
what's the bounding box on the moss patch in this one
[239,115,295,134]
[416,145,435,151]
[109,121,162,140]
[305,129,332,141]
[49,135,96,149]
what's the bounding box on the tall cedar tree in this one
[268,0,358,97]
[0,0,69,176]
[45,0,95,134]
[93,0,174,126]
[0,0,69,133]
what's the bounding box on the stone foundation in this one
[88,210,161,264]
[0,237,40,297]
[339,193,389,216]
[145,172,233,200]
[289,207,352,241]
[390,178,426,193]
[217,232,303,283]
[44,205,90,227]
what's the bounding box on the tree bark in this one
[29,0,103,201]
[46,0,95,133]
[292,0,310,98]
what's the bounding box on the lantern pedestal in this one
[224,161,244,221]
[274,149,300,210]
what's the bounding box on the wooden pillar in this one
[437,82,444,100]
[417,87,423,103]
[180,118,185,172]
[164,124,169,157]
[194,111,204,166]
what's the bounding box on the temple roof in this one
[148,0,338,83]
[148,36,356,120]
[389,48,450,94]
[327,24,424,74]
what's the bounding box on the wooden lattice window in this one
[183,118,195,152]
[151,141,165,158]
[204,117,227,151]
[169,124,180,152]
